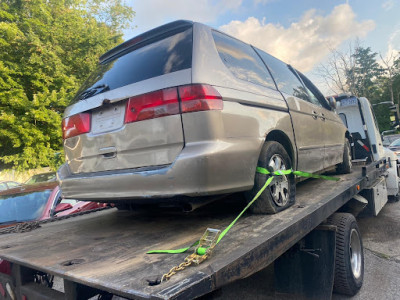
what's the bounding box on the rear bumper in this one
[58,138,262,201]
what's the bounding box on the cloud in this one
[219,4,375,72]
[128,0,242,36]
[382,0,395,11]
[253,0,274,5]
[385,27,400,62]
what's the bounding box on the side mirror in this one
[54,203,73,214]
[328,96,337,109]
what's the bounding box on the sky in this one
[124,0,400,93]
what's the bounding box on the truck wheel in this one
[246,141,295,214]
[327,213,364,296]
[337,139,352,174]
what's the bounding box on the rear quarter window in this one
[73,28,193,103]
[212,31,275,90]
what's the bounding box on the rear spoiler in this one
[99,20,193,63]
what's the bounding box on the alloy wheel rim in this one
[349,228,362,279]
[268,154,289,207]
[347,141,352,169]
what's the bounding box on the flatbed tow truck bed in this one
[0,163,385,300]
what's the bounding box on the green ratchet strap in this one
[147,167,339,255]
[256,167,340,181]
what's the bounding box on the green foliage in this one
[343,46,399,132]
[369,53,400,132]
[348,47,383,99]
[0,0,134,170]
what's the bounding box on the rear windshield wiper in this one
[78,84,110,100]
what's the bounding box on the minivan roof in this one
[99,20,193,63]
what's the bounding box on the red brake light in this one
[125,88,179,124]
[178,84,223,113]
[62,113,91,139]
[124,84,223,124]
[0,260,11,276]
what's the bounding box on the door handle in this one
[312,111,318,120]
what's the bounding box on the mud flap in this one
[274,225,336,300]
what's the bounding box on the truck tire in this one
[327,213,364,296]
[246,141,295,214]
[337,139,352,174]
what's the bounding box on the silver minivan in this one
[58,20,351,213]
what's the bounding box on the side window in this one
[212,31,276,89]
[296,71,331,109]
[339,113,348,127]
[0,183,6,191]
[298,80,322,107]
[254,48,309,101]
[369,103,381,132]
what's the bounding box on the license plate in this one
[340,98,358,107]
[91,103,126,134]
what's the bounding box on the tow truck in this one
[0,96,398,300]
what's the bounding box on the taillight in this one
[0,260,11,276]
[125,88,179,124]
[124,84,223,124]
[178,84,223,113]
[62,113,91,139]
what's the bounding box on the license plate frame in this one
[91,102,126,134]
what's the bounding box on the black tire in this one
[327,213,364,296]
[245,141,295,214]
[337,139,352,174]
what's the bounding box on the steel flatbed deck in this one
[0,162,385,299]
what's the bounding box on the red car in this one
[0,182,106,298]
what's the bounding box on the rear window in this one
[212,31,275,89]
[72,28,193,103]
[0,190,52,224]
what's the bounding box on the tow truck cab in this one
[336,95,400,203]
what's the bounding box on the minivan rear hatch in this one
[62,21,193,174]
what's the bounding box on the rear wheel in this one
[337,139,352,174]
[246,141,295,214]
[327,213,364,296]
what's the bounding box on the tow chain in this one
[161,255,195,282]
[160,228,221,282]
[0,206,111,235]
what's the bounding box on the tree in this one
[379,52,399,103]
[0,0,134,170]
[318,43,395,131]
[349,47,383,99]
[317,41,359,96]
